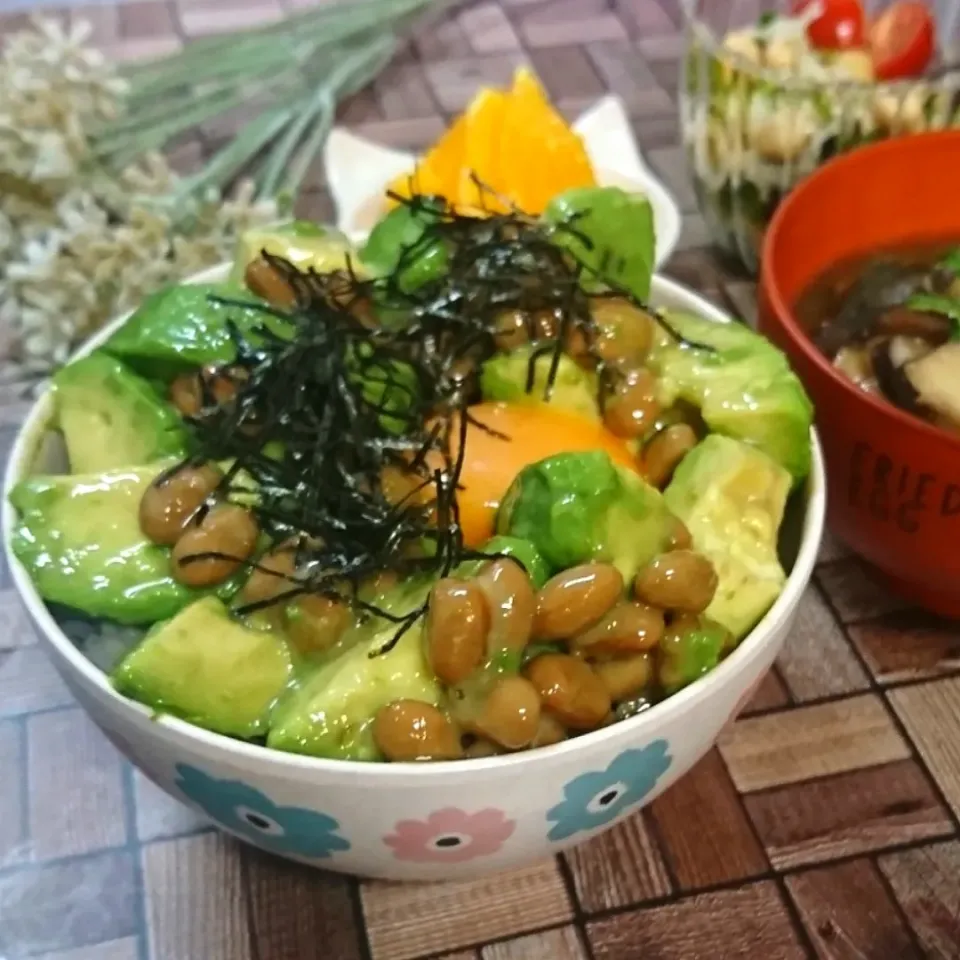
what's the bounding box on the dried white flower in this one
[1,17,277,375]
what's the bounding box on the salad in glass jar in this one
[681,0,960,274]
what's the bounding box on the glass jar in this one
[680,0,960,275]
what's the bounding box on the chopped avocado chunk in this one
[267,584,441,760]
[347,342,419,435]
[479,535,551,589]
[360,198,448,294]
[112,596,294,738]
[103,283,288,381]
[52,351,187,473]
[480,346,600,421]
[497,450,673,582]
[648,311,813,480]
[233,220,355,280]
[543,186,656,300]
[458,535,552,589]
[664,435,790,639]
[8,462,196,624]
[659,616,729,693]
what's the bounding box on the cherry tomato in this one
[792,0,866,49]
[870,1,936,80]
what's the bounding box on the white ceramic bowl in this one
[2,268,825,881]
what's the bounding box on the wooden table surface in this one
[1,1,959,958]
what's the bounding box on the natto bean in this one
[573,601,664,655]
[373,700,462,762]
[171,503,258,587]
[633,549,718,614]
[468,675,541,750]
[425,579,490,685]
[643,424,698,488]
[534,563,623,640]
[474,558,535,653]
[139,463,222,546]
[525,653,611,730]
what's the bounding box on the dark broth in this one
[795,240,960,435]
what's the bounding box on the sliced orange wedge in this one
[386,111,467,203]
[458,88,510,213]
[384,67,597,216]
[500,68,595,214]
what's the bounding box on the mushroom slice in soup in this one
[815,262,929,357]
[876,307,952,343]
[834,345,879,395]
[871,338,924,412]
[905,344,960,429]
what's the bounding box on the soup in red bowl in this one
[758,130,960,618]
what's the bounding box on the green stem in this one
[121,48,303,113]
[280,34,398,199]
[115,0,451,128]
[256,88,333,202]
[255,27,401,201]
[95,86,239,147]
[103,19,390,166]
[123,31,321,104]
[278,100,336,203]
[124,0,431,87]
[122,0,366,76]
[104,0,460,205]
[100,38,320,145]
[98,63,307,165]
[177,106,297,202]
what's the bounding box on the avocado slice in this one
[648,311,813,481]
[103,283,288,381]
[480,346,601,422]
[52,351,187,474]
[457,535,552,589]
[664,434,790,640]
[496,450,674,582]
[112,596,295,738]
[268,585,441,760]
[233,220,356,281]
[360,198,448,294]
[543,186,656,300]
[8,461,196,624]
[659,616,730,693]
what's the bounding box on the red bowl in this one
[758,131,960,619]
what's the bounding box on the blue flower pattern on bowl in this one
[546,740,672,842]
[175,764,350,859]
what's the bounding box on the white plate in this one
[323,95,682,267]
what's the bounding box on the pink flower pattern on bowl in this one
[383,808,515,863]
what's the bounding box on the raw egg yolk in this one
[445,401,639,547]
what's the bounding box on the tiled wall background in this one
[1,1,960,958]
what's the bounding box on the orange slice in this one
[386,111,468,204]
[500,67,595,213]
[383,67,597,217]
[458,88,510,213]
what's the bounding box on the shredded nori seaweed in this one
[171,192,707,651]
